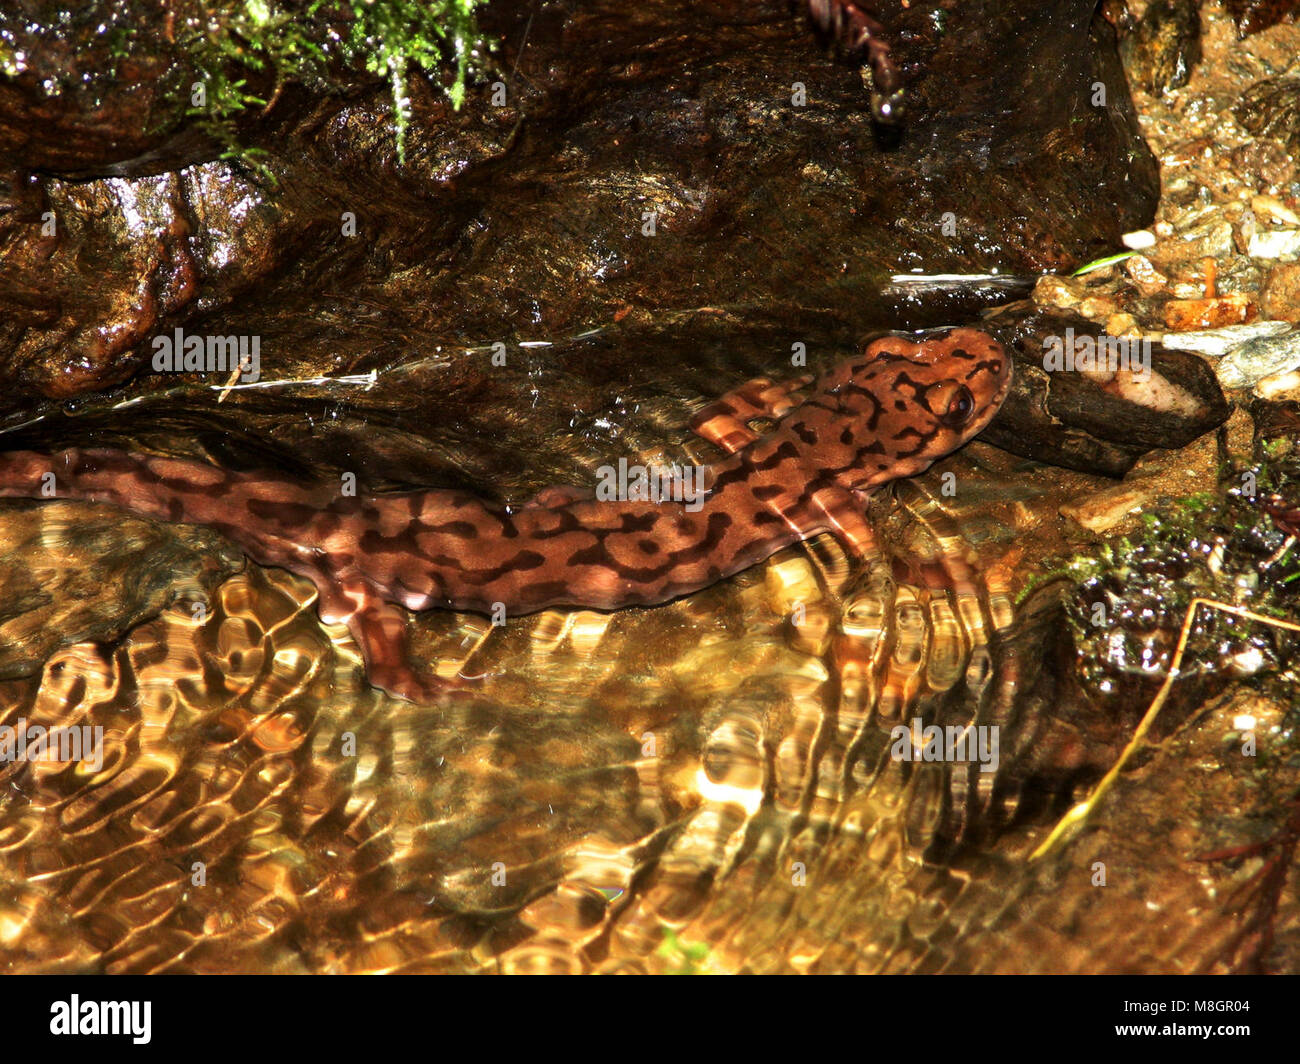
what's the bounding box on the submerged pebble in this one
[1235,76,1300,156]
[1255,368,1300,398]
[1262,263,1300,320]
[1060,486,1152,533]
[1125,253,1169,296]
[1251,194,1300,226]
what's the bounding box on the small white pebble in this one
[1248,230,1300,259]
[1122,229,1157,250]
[1206,542,1225,574]
[1255,369,1300,399]
[1230,647,1266,676]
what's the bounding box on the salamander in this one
[0,328,1010,701]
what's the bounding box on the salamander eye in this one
[938,385,976,428]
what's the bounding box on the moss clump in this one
[1044,447,1300,701]
[177,0,490,169]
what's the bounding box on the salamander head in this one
[823,327,1012,489]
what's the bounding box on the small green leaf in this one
[1072,251,1137,276]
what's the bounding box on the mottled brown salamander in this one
[0,329,1010,700]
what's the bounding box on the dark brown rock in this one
[0,1,255,178]
[1236,76,1300,157]
[978,304,1231,476]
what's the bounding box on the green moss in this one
[1041,448,1300,703]
[179,0,491,173]
[334,0,486,157]
[657,926,714,974]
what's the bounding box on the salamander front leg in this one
[809,485,879,560]
[690,373,814,454]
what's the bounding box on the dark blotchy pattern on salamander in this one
[0,328,1010,700]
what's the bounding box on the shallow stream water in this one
[1,0,1299,974]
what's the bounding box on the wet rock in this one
[1252,195,1300,226]
[1235,77,1300,156]
[1059,404,1235,536]
[1059,484,1152,532]
[1216,329,1300,388]
[0,1,273,179]
[1255,367,1300,397]
[0,172,204,398]
[1105,311,1141,336]
[0,0,1163,493]
[1230,139,1297,188]
[1262,263,1300,320]
[0,501,241,679]
[1163,292,1253,329]
[979,305,1230,476]
[1149,217,1235,266]
[1078,292,1122,320]
[1120,0,1202,95]
[1124,253,1169,296]
[1159,319,1293,355]
[1225,0,1300,39]
[1248,229,1300,258]
[1034,274,1091,310]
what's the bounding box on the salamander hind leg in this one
[314,572,463,703]
[689,374,814,454]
